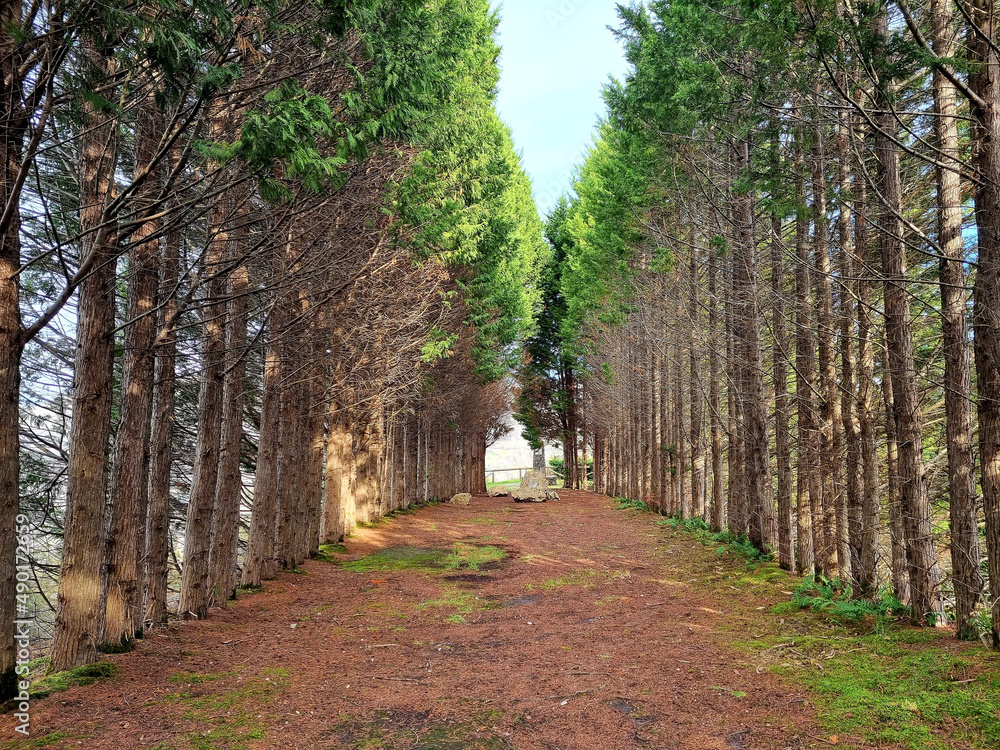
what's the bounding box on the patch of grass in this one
[340,546,451,573]
[468,515,500,525]
[4,732,74,749]
[540,568,630,591]
[341,543,506,575]
[32,662,117,699]
[444,543,505,571]
[660,523,1000,750]
[418,586,496,617]
[160,667,289,749]
[334,709,507,749]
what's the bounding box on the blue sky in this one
[495,1,631,217]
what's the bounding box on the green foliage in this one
[788,579,911,626]
[658,515,773,563]
[33,662,117,699]
[420,327,459,363]
[360,0,546,382]
[615,497,649,512]
[660,515,710,533]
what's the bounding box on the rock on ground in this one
[512,469,548,503]
[450,493,472,506]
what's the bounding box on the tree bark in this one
[931,0,982,639]
[811,123,847,579]
[177,167,229,620]
[207,227,249,608]
[794,116,817,576]
[708,229,724,532]
[852,133,881,599]
[100,100,161,650]
[144,204,180,626]
[771,216,794,570]
[689,222,705,519]
[51,41,119,671]
[0,0,25,694]
[967,0,1000,646]
[873,15,944,623]
[733,138,774,552]
[241,251,285,588]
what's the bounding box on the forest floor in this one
[3,491,998,750]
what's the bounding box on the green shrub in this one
[790,578,910,625]
[615,497,649,511]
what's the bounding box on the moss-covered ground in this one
[643,507,1000,750]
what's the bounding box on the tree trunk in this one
[812,124,847,579]
[771,216,794,570]
[882,341,911,606]
[709,230,724,532]
[0,0,25,694]
[241,251,285,588]
[144,206,180,626]
[873,16,944,623]
[794,118,816,576]
[852,132,881,599]
[207,225,249,608]
[689,225,705,519]
[51,42,119,672]
[967,0,1000,646]
[931,0,982,639]
[177,168,228,620]
[101,100,161,650]
[733,138,774,552]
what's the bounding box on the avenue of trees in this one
[2,0,546,694]
[519,0,1000,646]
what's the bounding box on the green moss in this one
[340,543,506,575]
[798,636,1000,749]
[159,667,290,748]
[32,662,117,699]
[97,635,135,654]
[341,546,451,573]
[2,732,74,749]
[443,543,505,570]
[313,543,348,563]
[168,671,235,685]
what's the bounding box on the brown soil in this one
[3,491,825,750]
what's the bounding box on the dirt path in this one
[4,491,822,750]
